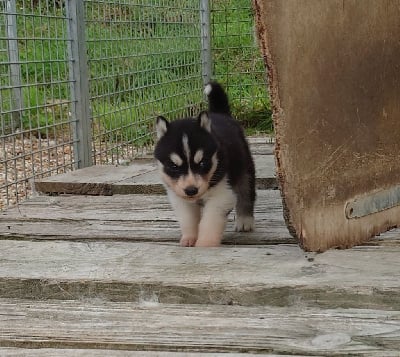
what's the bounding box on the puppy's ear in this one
[156,116,169,140]
[198,111,211,133]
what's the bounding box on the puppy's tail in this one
[204,81,231,115]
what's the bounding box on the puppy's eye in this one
[198,159,210,171]
[167,158,183,170]
[164,161,182,178]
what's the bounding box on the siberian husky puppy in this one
[154,82,255,247]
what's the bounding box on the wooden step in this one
[1,189,399,309]
[0,238,400,309]
[2,135,400,355]
[33,155,277,196]
[0,190,291,244]
[1,299,399,355]
[33,138,277,196]
[0,350,269,357]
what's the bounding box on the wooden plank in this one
[2,189,399,244]
[254,155,277,189]
[115,155,277,192]
[254,0,400,251]
[4,188,399,245]
[33,162,158,195]
[248,136,275,155]
[0,190,293,244]
[1,190,283,222]
[0,350,277,357]
[0,220,292,245]
[114,155,277,193]
[1,240,400,309]
[33,155,276,195]
[0,299,399,355]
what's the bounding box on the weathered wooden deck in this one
[1,138,400,356]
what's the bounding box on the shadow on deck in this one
[0,137,400,356]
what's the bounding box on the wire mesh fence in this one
[0,0,75,209]
[211,0,270,131]
[0,0,268,209]
[85,0,205,165]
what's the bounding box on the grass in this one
[1,0,272,146]
[211,0,272,133]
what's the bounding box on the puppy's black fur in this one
[154,82,256,247]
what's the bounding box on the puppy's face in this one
[154,112,219,201]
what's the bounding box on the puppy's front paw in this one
[180,236,197,247]
[235,216,255,232]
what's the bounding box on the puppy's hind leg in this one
[234,171,256,232]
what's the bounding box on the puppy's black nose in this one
[184,186,198,197]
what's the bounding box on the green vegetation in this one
[211,0,272,133]
[1,0,271,144]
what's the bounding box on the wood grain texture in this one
[0,239,400,309]
[0,349,277,357]
[0,190,292,244]
[33,162,158,195]
[253,0,400,251]
[2,134,400,355]
[1,299,400,355]
[33,154,277,195]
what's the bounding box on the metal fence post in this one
[66,0,92,169]
[200,0,212,86]
[6,0,23,131]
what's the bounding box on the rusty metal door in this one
[254,0,400,251]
